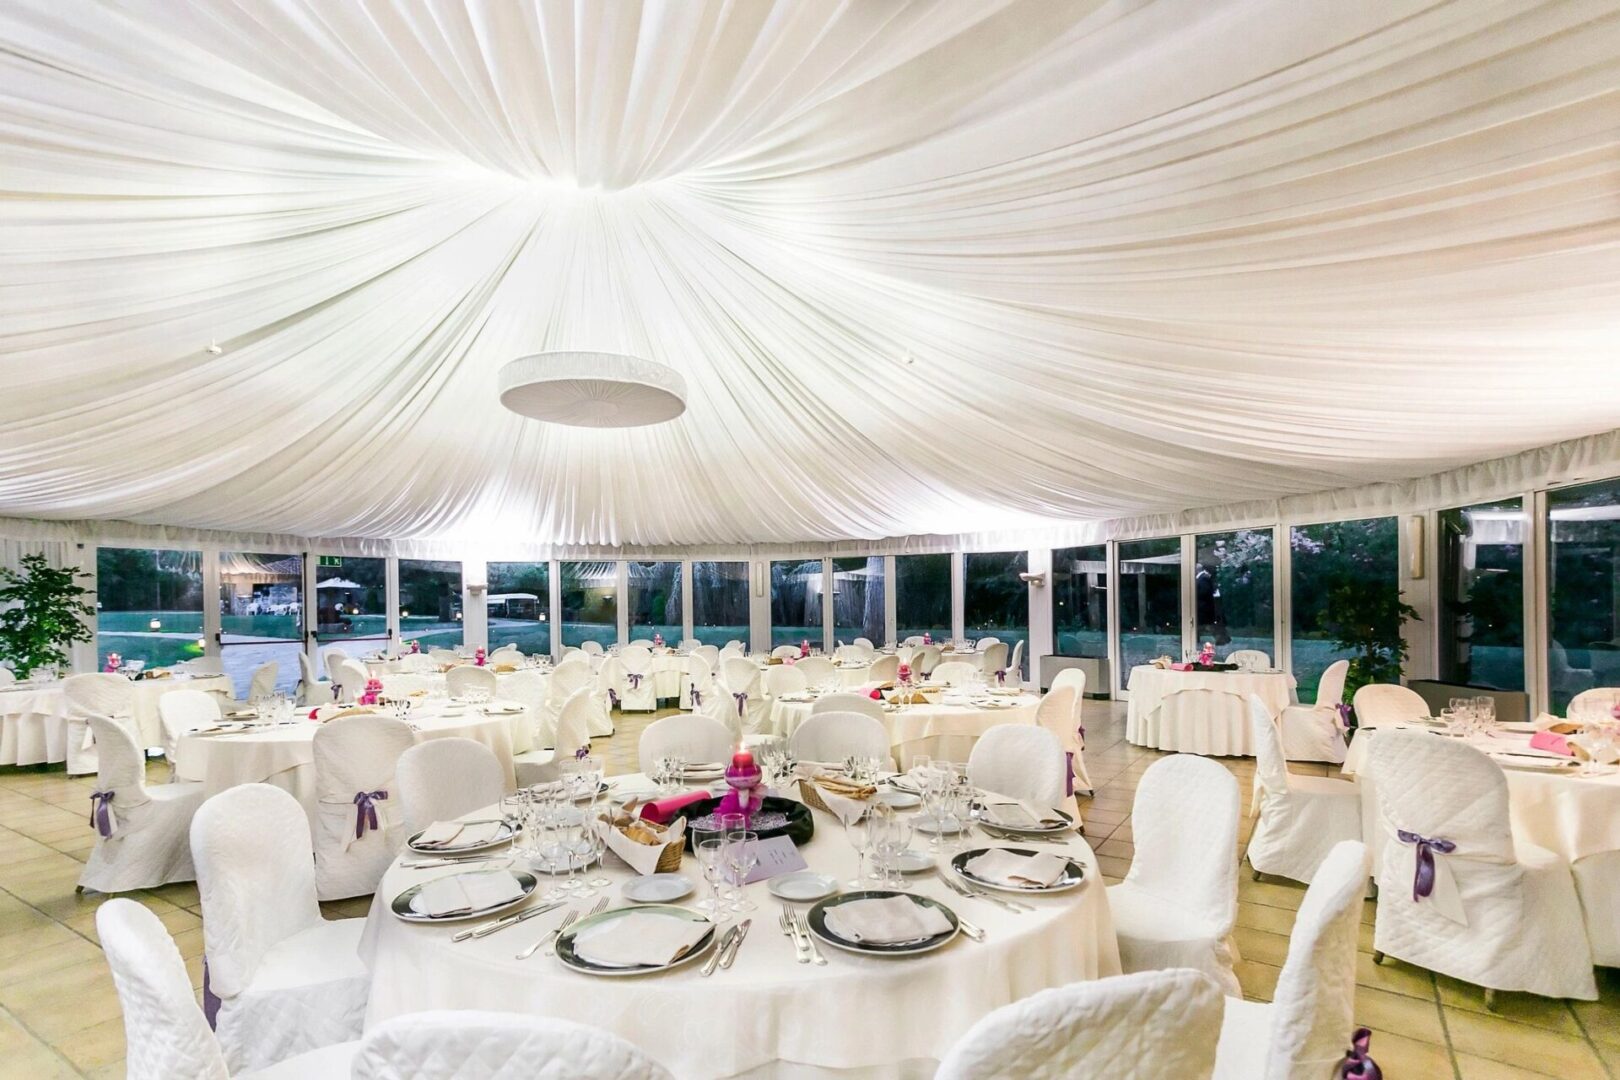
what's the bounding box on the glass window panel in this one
[771,559,824,650]
[1548,479,1620,712]
[1195,530,1274,663]
[831,557,885,646]
[963,551,1028,675]
[1438,500,1525,692]
[96,547,203,672]
[628,561,681,644]
[692,561,749,649]
[1051,545,1107,657]
[313,556,388,669]
[1116,539,1182,677]
[561,562,618,648]
[218,551,303,695]
[487,561,551,656]
[1289,517,1400,703]
[895,554,951,643]
[399,559,463,649]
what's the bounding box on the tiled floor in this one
[0,702,1615,1078]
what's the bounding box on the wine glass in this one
[724,831,759,912]
[844,810,875,889]
[879,814,914,890]
[694,837,727,917]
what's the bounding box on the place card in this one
[740,835,808,884]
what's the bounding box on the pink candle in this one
[732,749,755,771]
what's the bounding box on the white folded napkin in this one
[414,820,504,849]
[572,912,712,967]
[965,849,1069,887]
[411,871,525,917]
[980,799,1066,830]
[824,895,953,944]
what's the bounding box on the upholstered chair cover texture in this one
[719,658,768,736]
[158,689,223,776]
[397,738,505,836]
[445,665,497,699]
[1350,683,1429,729]
[353,1010,674,1080]
[513,687,598,787]
[298,651,334,706]
[764,665,809,699]
[638,714,733,776]
[929,661,978,687]
[789,712,891,767]
[62,672,135,775]
[678,652,715,711]
[1047,668,1094,793]
[1246,696,1362,885]
[493,670,548,747]
[79,714,205,894]
[811,692,885,722]
[312,715,416,900]
[794,656,837,687]
[247,662,278,703]
[1278,660,1349,763]
[865,653,899,683]
[967,725,1067,808]
[616,649,658,712]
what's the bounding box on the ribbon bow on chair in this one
[690,687,704,708]
[607,688,620,708]
[1396,830,1456,902]
[353,790,387,840]
[733,691,749,718]
[1338,1027,1381,1079]
[88,790,117,838]
[993,669,1007,686]
[1335,702,1354,729]
[626,673,643,690]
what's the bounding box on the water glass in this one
[724,831,759,912]
[694,837,727,917]
[844,811,874,888]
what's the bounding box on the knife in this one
[700,925,740,977]
[720,919,752,969]
[451,901,563,943]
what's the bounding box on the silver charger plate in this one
[974,804,1075,836]
[406,818,518,855]
[556,905,718,976]
[951,847,1085,894]
[391,869,538,923]
[808,890,959,956]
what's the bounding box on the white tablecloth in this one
[358,773,1121,1078]
[770,692,1040,770]
[0,684,69,766]
[174,704,521,823]
[1124,667,1296,757]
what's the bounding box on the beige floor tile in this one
[1356,952,1438,1000]
[52,1014,125,1074]
[1354,984,1447,1044]
[1444,1009,1609,1079]
[1436,976,1582,1035]
[1236,959,1280,1001]
[0,956,124,1042]
[1571,993,1620,1049]
[1234,925,1291,967]
[1457,1050,1575,1079]
[1235,900,1296,936]
[0,934,104,989]
[1359,1029,1455,1077]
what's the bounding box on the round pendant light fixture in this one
[498,351,687,428]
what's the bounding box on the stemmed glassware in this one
[844,809,875,889]
[694,837,727,917]
[724,830,759,912]
[875,813,913,890]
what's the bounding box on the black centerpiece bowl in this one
[672,796,814,851]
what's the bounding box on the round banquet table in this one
[357,773,1121,1078]
[1125,666,1296,757]
[769,691,1040,770]
[174,703,521,825]
[0,683,70,766]
[1341,722,1620,960]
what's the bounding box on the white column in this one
[201,548,221,659]
[1179,534,1196,660]
[1106,540,1122,698]
[72,543,96,674]
[883,555,897,647]
[951,551,965,642]
[821,557,835,652]
[547,562,562,661]
[301,550,318,671]
[681,561,695,645]
[462,556,488,652]
[616,561,629,646]
[749,560,770,652]
[1399,513,1436,681]
[1026,547,1052,687]
[1528,491,1548,715]
[385,557,400,650]
[1273,525,1291,676]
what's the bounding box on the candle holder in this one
[722,750,765,828]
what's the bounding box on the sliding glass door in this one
[218,551,303,695]
[1116,539,1182,678]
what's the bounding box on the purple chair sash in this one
[1338,1027,1381,1079]
[1335,702,1354,729]
[690,687,704,707]
[353,790,387,839]
[1396,830,1455,902]
[626,673,643,690]
[88,790,116,838]
[202,958,220,1029]
[733,691,749,717]
[608,688,620,708]
[994,669,1007,686]
[1063,751,1075,797]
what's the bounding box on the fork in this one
[933,867,1031,913]
[779,904,811,964]
[518,896,607,962]
[792,908,826,966]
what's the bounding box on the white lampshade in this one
[498,351,687,428]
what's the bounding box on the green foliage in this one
[0,554,94,677]
[1321,578,1420,700]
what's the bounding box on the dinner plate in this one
[683,765,726,781]
[390,869,538,923]
[951,847,1085,894]
[875,789,921,809]
[1490,755,1578,772]
[405,818,518,855]
[974,803,1075,836]
[767,871,839,902]
[622,873,695,904]
[893,849,936,874]
[807,890,959,956]
[913,816,968,836]
[556,905,718,976]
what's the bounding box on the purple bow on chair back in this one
[627,673,643,690]
[1335,702,1354,729]
[1396,830,1456,902]
[608,688,620,708]
[575,744,590,760]
[1063,751,1075,797]
[88,790,116,838]
[733,691,749,718]
[353,790,387,839]
[1338,1027,1381,1079]
[690,687,704,708]
[994,669,1007,686]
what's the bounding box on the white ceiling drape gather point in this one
[2,0,1618,546]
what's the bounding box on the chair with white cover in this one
[62,672,134,775]
[1108,754,1242,996]
[772,645,804,659]
[625,641,655,655]
[794,655,837,688]
[79,715,205,894]
[912,644,942,675]
[559,646,584,663]
[811,692,885,722]
[638,714,733,776]
[1568,686,1620,717]
[679,638,701,650]
[352,1010,674,1080]
[311,715,415,901]
[331,659,372,703]
[720,641,745,659]
[967,725,1067,808]
[158,689,222,778]
[192,783,369,1072]
[297,652,334,706]
[1245,695,1360,885]
[865,653,899,684]
[0,666,12,685]
[1349,683,1428,730]
[97,899,355,1080]
[790,712,892,768]
[540,659,594,735]
[596,654,626,709]
[719,657,769,736]
[981,642,1009,679]
[1213,841,1369,1079]
[1225,649,1271,671]
[930,661,979,687]
[679,652,716,712]
[183,657,227,678]
[693,644,721,670]
[764,664,809,699]
[974,637,1001,652]
[1365,729,1596,1001]
[397,738,506,836]
[853,637,874,650]
[494,669,548,748]
[427,649,459,665]
[246,662,278,703]
[444,664,497,699]
[580,640,605,657]
[1034,685,1084,808]
[1001,641,1024,688]
[1277,660,1349,762]
[1048,669,1093,794]
[617,649,658,712]
[513,687,597,787]
[323,650,350,684]
[834,644,867,664]
[937,968,1223,1080]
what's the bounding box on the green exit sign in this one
[317,556,344,567]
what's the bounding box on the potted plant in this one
[0,554,94,678]
[1322,580,1420,707]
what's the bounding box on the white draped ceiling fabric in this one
[2,0,1619,549]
